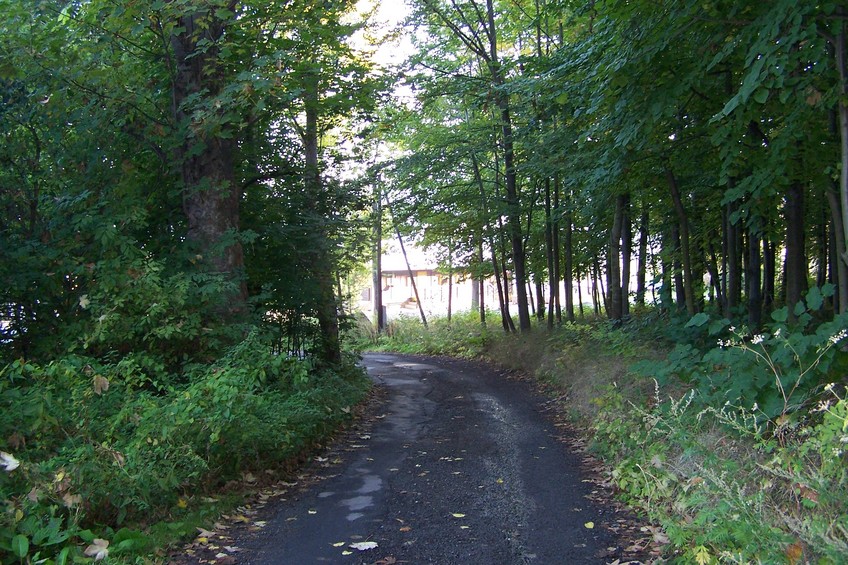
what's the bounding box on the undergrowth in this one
[0,332,370,564]
[355,293,848,564]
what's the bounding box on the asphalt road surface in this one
[238,353,635,565]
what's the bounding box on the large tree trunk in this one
[784,183,806,314]
[304,71,341,365]
[170,3,247,315]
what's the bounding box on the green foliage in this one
[640,288,848,419]
[0,333,370,563]
[354,312,494,359]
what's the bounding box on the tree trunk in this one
[763,235,776,313]
[607,194,625,320]
[372,184,384,332]
[747,227,763,329]
[671,223,686,310]
[621,193,632,317]
[784,182,807,315]
[635,205,649,306]
[563,181,575,321]
[170,3,247,315]
[478,239,486,326]
[303,70,341,365]
[486,0,531,332]
[726,198,742,315]
[834,13,848,284]
[552,177,562,325]
[544,178,556,330]
[827,186,848,313]
[666,167,696,315]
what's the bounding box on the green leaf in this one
[11,534,29,558]
[822,283,836,298]
[793,300,807,317]
[708,318,730,336]
[753,88,769,104]
[771,307,788,323]
[685,312,710,328]
[805,286,823,311]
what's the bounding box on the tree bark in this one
[170,2,247,315]
[563,181,575,321]
[607,194,625,320]
[784,183,806,314]
[303,70,341,365]
[621,193,632,317]
[747,227,763,329]
[372,182,385,333]
[635,206,649,306]
[666,167,696,315]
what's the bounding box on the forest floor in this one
[169,353,660,565]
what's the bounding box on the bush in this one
[0,333,370,563]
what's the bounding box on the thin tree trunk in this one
[385,194,427,328]
[478,237,487,326]
[666,167,696,315]
[726,198,742,314]
[621,193,632,317]
[372,183,385,332]
[636,206,649,306]
[834,13,848,281]
[671,223,686,310]
[576,268,585,319]
[563,181,575,321]
[486,0,531,332]
[544,178,556,329]
[552,176,562,325]
[763,235,776,313]
[607,195,625,320]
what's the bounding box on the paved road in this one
[241,353,626,564]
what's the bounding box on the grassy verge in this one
[355,311,848,564]
[0,333,370,564]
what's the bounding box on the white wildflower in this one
[774,328,781,337]
[751,402,759,412]
[729,326,736,333]
[751,334,764,345]
[825,383,836,392]
[0,452,19,472]
[829,329,847,345]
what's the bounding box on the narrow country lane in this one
[237,354,641,564]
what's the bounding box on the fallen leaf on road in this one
[332,542,345,547]
[342,550,353,555]
[375,557,397,564]
[584,522,595,529]
[349,541,378,551]
[451,513,466,518]
[308,510,317,515]
[399,526,411,532]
